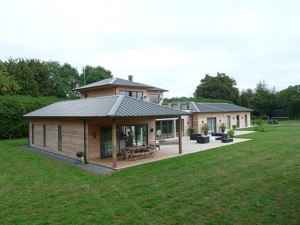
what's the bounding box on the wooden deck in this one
[89,131,254,170]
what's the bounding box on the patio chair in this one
[148,144,157,157]
[120,148,132,160]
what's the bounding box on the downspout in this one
[83,119,87,163]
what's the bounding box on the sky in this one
[0,0,299,98]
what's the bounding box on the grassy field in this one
[0,121,299,224]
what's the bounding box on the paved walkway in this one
[21,146,115,175]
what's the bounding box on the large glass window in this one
[207,117,216,134]
[156,120,175,139]
[43,124,46,147]
[58,126,62,151]
[227,116,231,129]
[31,124,34,144]
[176,119,184,137]
[149,94,160,104]
[119,90,143,100]
[121,125,148,146]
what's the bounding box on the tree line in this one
[166,72,299,118]
[0,58,112,99]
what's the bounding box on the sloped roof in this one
[24,95,189,118]
[189,102,253,113]
[74,77,168,92]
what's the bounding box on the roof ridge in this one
[107,95,124,116]
[109,77,118,84]
[190,102,200,112]
[199,102,227,112]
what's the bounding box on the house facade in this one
[25,76,253,168]
[25,96,188,169]
[74,76,167,105]
[169,102,253,135]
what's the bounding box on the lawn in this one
[0,121,299,224]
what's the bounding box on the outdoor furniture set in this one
[191,132,233,144]
[121,144,157,161]
[212,133,233,143]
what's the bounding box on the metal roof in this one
[74,77,168,92]
[189,102,253,113]
[24,95,189,118]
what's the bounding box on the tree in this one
[194,72,239,104]
[0,61,20,95]
[252,80,276,116]
[240,89,254,108]
[276,85,300,118]
[49,62,81,99]
[26,59,53,96]
[4,58,39,96]
[81,65,112,85]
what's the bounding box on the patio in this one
[89,131,255,170]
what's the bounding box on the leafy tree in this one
[252,80,276,115]
[194,72,239,104]
[49,62,81,99]
[240,89,254,108]
[4,58,39,96]
[276,85,300,118]
[81,65,112,85]
[0,61,20,95]
[26,59,53,96]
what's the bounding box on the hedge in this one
[0,95,61,139]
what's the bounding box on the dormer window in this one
[149,94,160,104]
[119,90,143,100]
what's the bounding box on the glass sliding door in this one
[236,115,240,128]
[227,116,231,129]
[100,127,112,158]
[156,120,175,139]
[207,117,216,134]
[244,115,248,127]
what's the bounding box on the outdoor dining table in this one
[126,145,154,159]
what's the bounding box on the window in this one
[58,126,62,151]
[149,94,160,104]
[31,124,34,144]
[119,90,143,100]
[156,120,175,139]
[43,124,46,147]
[227,116,231,129]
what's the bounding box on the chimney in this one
[128,75,133,81]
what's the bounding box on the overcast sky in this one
[1,0,299,98]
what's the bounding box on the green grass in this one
[0,121,299,224]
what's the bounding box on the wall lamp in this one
[150,128,154,132]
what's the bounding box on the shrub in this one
[228,129,235,138]
[232,125,237,130]
[187,127,195,135]
[253,119,265,132]
[0,95,61,139]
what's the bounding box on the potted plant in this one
[188,127,198,140]
[201,123,209,135]
[187,127,195,135]
[220,123,226,133]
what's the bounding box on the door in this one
[236,115,240,128]
[227,116,231,129]
[207,117,216,134]
[244,115,248,127]
[100,127,112,158]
